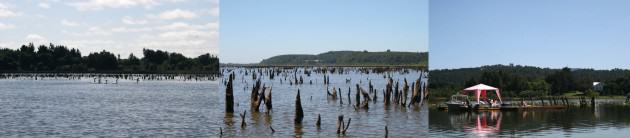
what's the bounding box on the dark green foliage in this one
[259,51,427,66]
[603,75,630,96]
[430,64,630,97]
[87,50,118,70]
[545,67,574,95]
[0,43,219,73]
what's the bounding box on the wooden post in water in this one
[251,79,261,112]
[385,78,393,105]
[355,84,361,108]
[265,87,273,112]
[339,88,343,105]
[295,89,304,124]
[394,81,399,104]
[342,118,351,134]
[591,96,595,107]
[240,111,247,128]
[316,114,321,128]
[385,125,388,138]
[226,73,234,113]
[348,87,352,105]
[403,79,409,106]
[336,115,344,134]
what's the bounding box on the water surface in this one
[0,78,218,137]
[430,99,630,137]
[217,67,428,137]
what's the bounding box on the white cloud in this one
[69,0,160,11]
[25,34,48,44]
[158,22,191,30]
[0,22,15,30]
[68,0,188,11]
[86,27,112,36]
[26,34,46,40]
[0,3,20,18]
[158,22,218,31]
[61,19,80,26]
[158,30,216,39]
[122,16,148,25]
[210,7,219,17]
[154,9,197,20]
[38,3,51,9]
[111,26,153,32]
[67,27,112,36]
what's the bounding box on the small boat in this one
[445,94,472,111]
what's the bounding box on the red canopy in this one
[461,84,502,104]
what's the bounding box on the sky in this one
[430,0,630,70]
[220,0,428,63]
[0,0,218,58]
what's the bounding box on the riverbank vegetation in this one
[0,43,219,74]
[430,64,630,98]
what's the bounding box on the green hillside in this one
[259,50,427,66]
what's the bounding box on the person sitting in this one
[521,100,529,107]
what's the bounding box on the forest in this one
[0,43,219,74]
[259,50,427,66]
[430,64,630,98]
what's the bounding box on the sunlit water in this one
[430,99,630,137]
[0,78,218,137]
[216,67,428,137]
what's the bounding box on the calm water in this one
[0,78,218,137]
[217,67,428,137]
[430,99,630,137]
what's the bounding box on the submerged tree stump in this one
[336,115,344,134]
[240,111,247,128]
[265,87,273,112]
[295,89,304,124]
[385,78,393,105]
[316,114,321,128]
[226,72,234,113]
[251,79,262,111]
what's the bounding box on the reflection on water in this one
[430,100,630,137]
[218,67,428,137]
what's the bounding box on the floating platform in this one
[438,104,569,112]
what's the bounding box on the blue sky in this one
[430,0,630,70]
[220,0,428,63]
[0,0,218,57]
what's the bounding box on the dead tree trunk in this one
[265,87,273,112]
[316,114,321,128]
[403,79,409,106]
[226,72,234,113]
[240,111,247,128]
[355,85,361,108]
[295,89,304,124]
[336,115,344,134]
[251,79,261,111]
[385,78,393,105]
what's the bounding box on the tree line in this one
[0,43,219,74]
[430,64,630,97]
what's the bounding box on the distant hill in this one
[259,51,427,66]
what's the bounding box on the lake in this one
[0,75,218,137]
[429,99,630,137]
[216,67,429,137]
